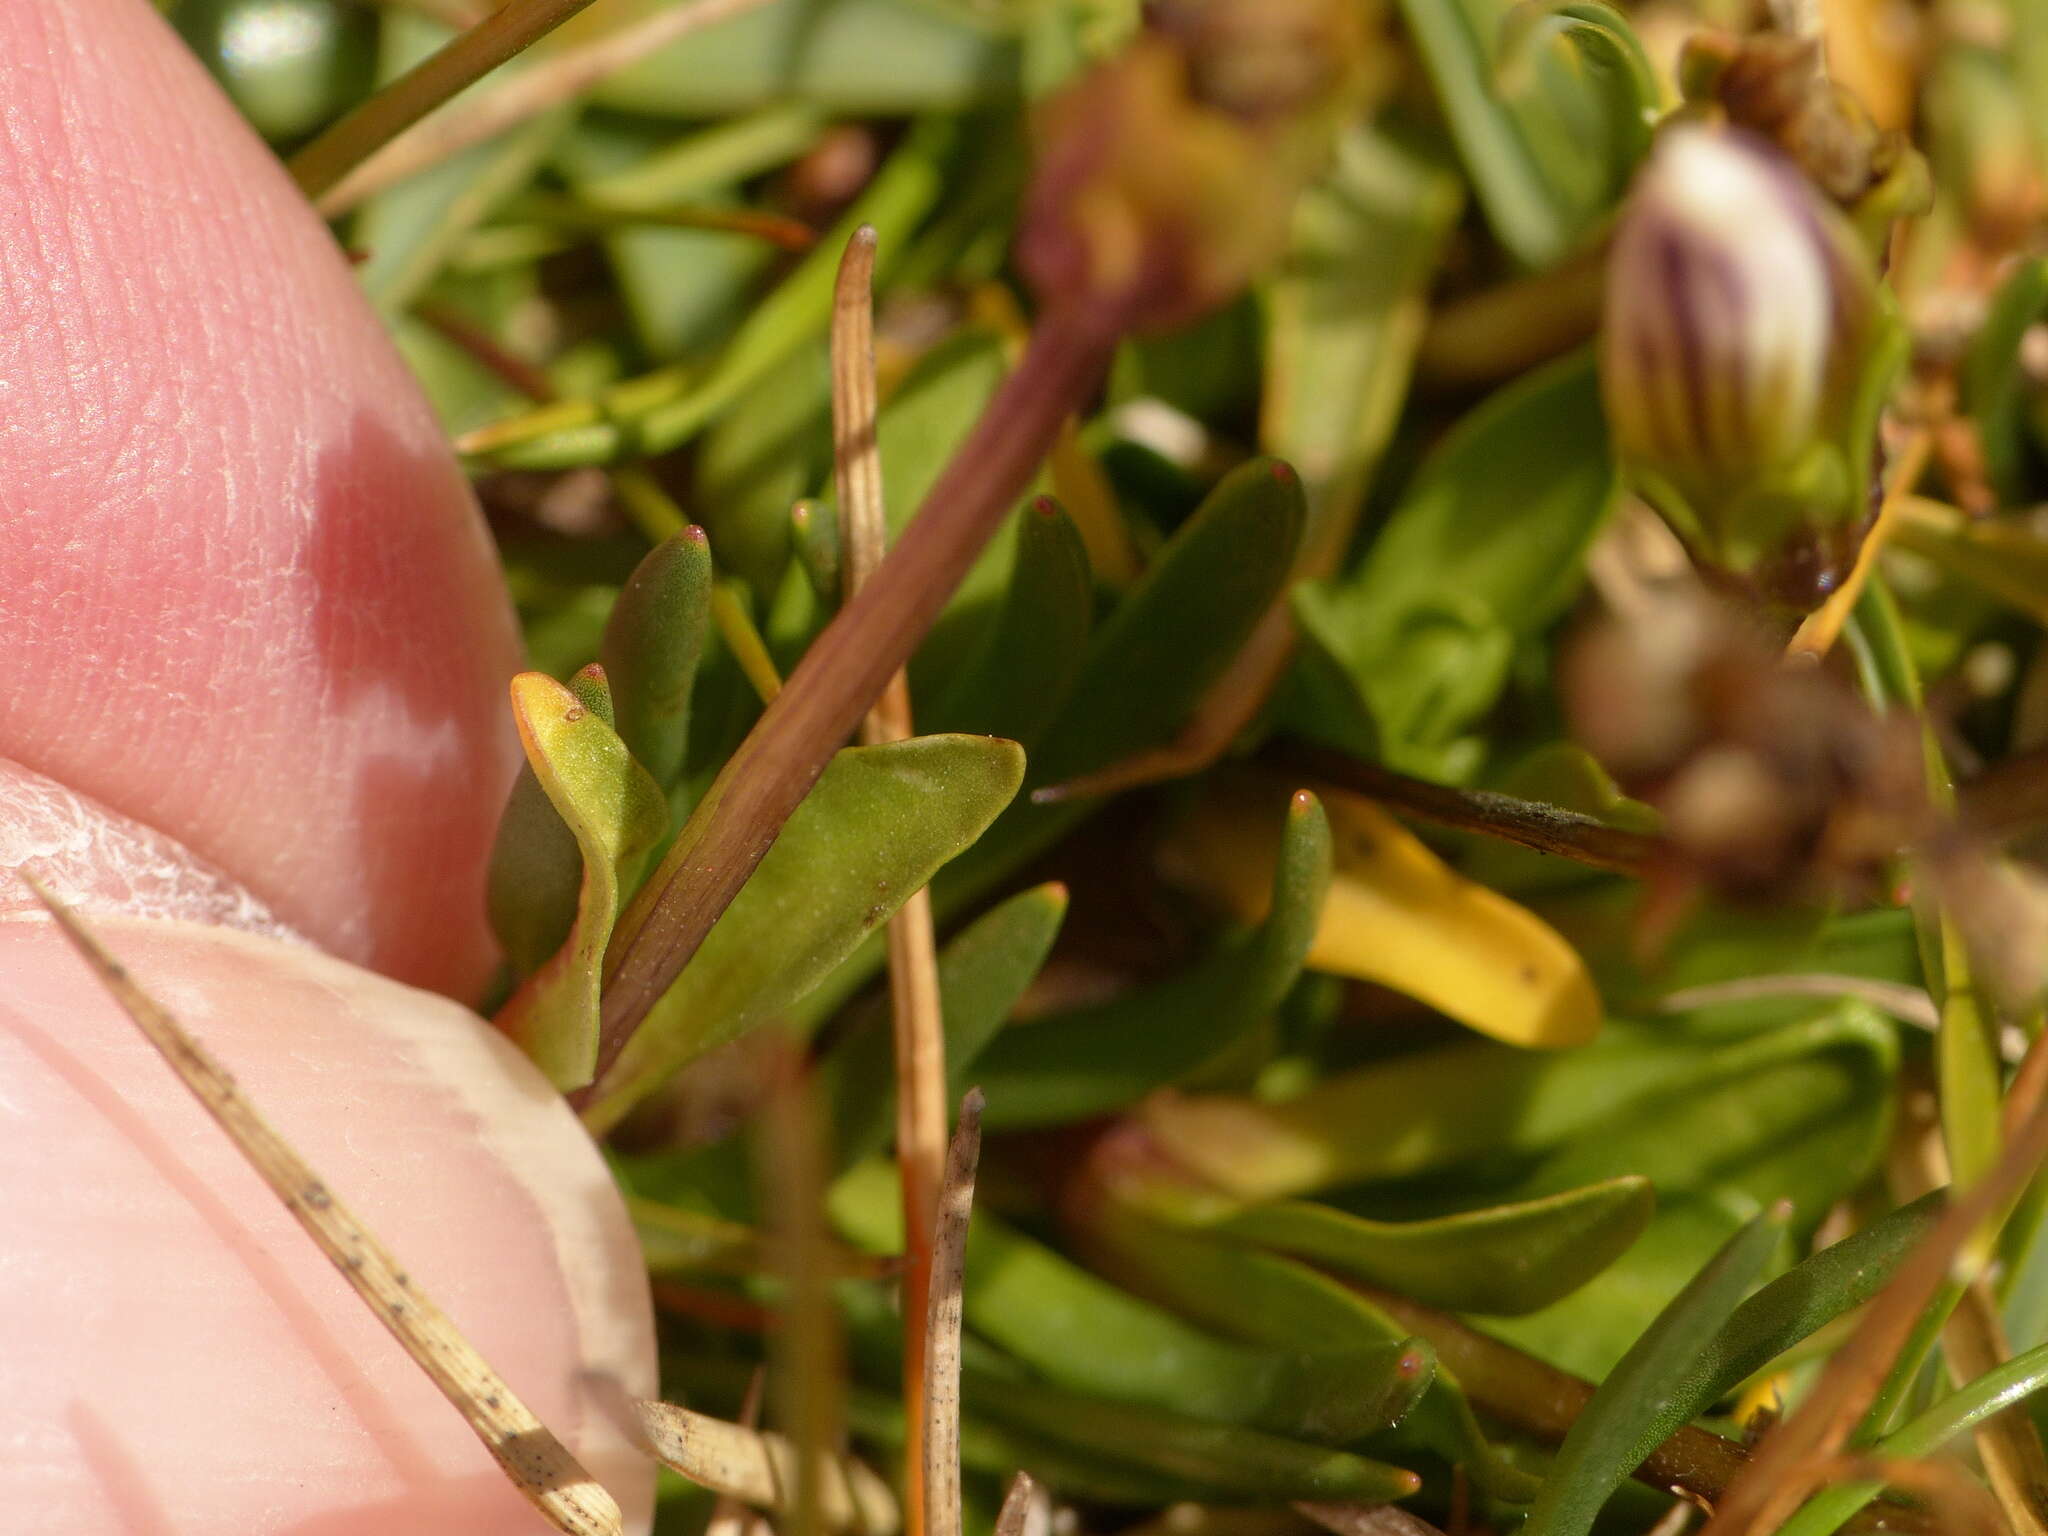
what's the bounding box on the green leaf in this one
[1033,457,1307,785]
[627,1195,765,1277]
[976,790,1330,1127]
[488,664,609,982]
[1514,1007,1897,1213]
[636,119,957,458]
[1290,591,1511,781]
[789,499,842,610]
[923,498,1094,749]
[1521,1205,1788,1536]
[821,882,1068,1171]
[478,120,955,471]
[550,118,781,365]
[1394,0,1652,268]
[391,311,536,440]
[583,734,1024,1131]
[1483,1007,1896,1377]
[1500,4,1662,177]
[1962,255,2048,503]
[600,529,714,807]
[1352,348,1617,628]
[1143,1008,1892,1203]
[1074,1187,1543,1502]
[1261,124,1465,572]
[696,345,834,596]
[829,1161,1431,1447]
[574,0,1023,118]
[1890,499,2048,628]
[1776,1334,2048,1536]
[1294,350,1617,775]
[351,15,571,314]
[1675,1192,1944,1416]
[863,329,1023,690]
[844,1383,1213,1507]
[495,671,670,1089]
[969,1379,1422,1504]
[1208,1176,1656,1317]
[1564,895,1921,1024]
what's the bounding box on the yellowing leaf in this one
[497,672,669,1090]
[1166,779,1601,1048]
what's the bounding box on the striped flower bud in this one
[1601,126,1883,582]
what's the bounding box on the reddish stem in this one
[582,312,1118,1098]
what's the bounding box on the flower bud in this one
[1600,126,1886,587]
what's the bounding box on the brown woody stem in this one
[1271,742,1663,876]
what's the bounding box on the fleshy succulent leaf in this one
[582,734,1024,1132]
[599,526,715,809]
[495,669,670,1089]
[976,789,1331,1127]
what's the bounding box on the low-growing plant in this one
[17,1,2048,1534]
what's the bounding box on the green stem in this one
[288,0,601,203]
[1778,1337,2048,1536]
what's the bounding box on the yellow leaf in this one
[1166,780,1601,1048]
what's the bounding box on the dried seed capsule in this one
[1018,0,1366,334]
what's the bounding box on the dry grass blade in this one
[831,223,951,1536]
[993,1471,1047,1536]
[1696,1030,2048,1536]
[290,0,610,203]
[1942,1280,2048,1535]
[1820,1453,2009,1536]
[924,1090,985,1536]
[636,1401,901,1535]
[832,227,887,599]
[1656,975,1941,1031]
[586,310,1117,1098]
[1787,429,1934,660]
[313,0,774,215]
[705,1370,772,1536]
[25,877,623,1536]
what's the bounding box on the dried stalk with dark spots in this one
[830,224,952,1536]
[28,878,623,1536]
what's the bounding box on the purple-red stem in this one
[582,313,1118,1097]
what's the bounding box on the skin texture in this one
[0,7,659,1531]
[0,0,523,1000]
[0,905,658,1536]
